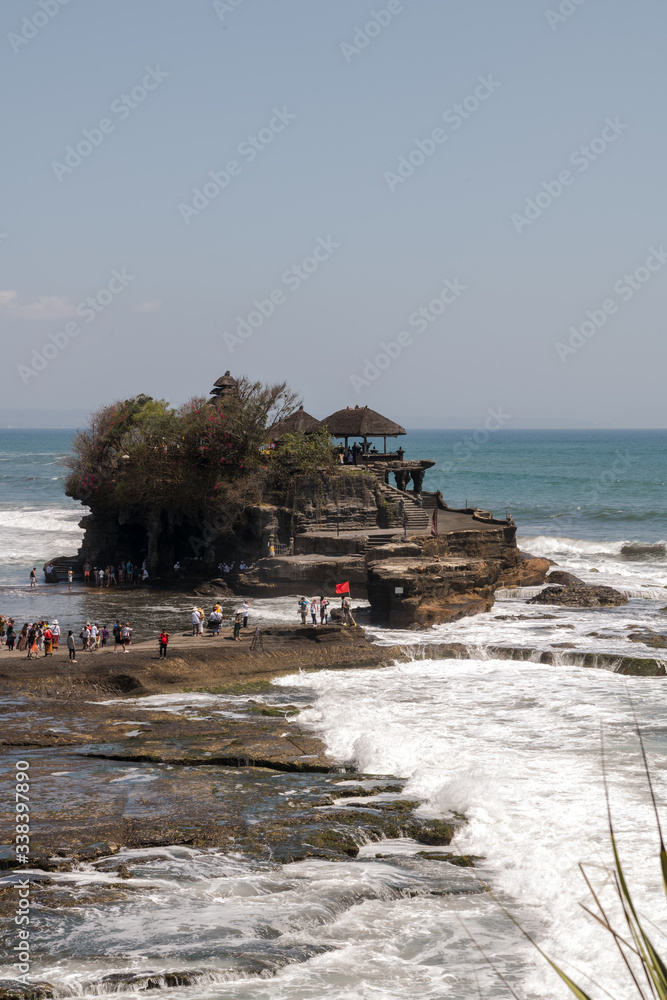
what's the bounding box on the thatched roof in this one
[210,371,239,397]
[267,407,321,441]
[320,405,406,438]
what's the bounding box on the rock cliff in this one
[367,531,549,627]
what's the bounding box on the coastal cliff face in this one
[366,531,549,628]
[74,472,380,579]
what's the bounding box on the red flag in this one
[335,581,350,595]
[430,508,438,536]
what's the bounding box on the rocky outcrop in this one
[528,573,627,607]
[627,630,667,649]
[237,554,368,597]
[366,529,548,628]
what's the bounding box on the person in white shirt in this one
[51,619,61,650]
[121,623,133,651]
[191,608,201,636]
[310,598,318,624]
[90,623,99,649]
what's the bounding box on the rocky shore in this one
[0,627,466,873]
[1,622,663,873]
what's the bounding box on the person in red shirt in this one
[158,631,169,658]
[43,625,53,656]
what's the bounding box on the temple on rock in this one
[47,374,547,629]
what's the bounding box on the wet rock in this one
[0,983,54,1000]
[621,542,666,559]
[627,631,667,649]
[528,578,627,607]
[304,830,359,857]
[193,578,233,597]
[412,820,455,846]
[414,851,483,867]
[547,571,586,586]
[95,971,209,991]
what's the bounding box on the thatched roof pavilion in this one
[267,406,321,442]
[209,371,239,400]
[320,405,406,452]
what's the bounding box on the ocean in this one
[2,428,667,999]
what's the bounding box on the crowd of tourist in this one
[0,617,136,659]
[0,592,356,659]
[81,561,149,587]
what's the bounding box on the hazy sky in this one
[2,0,665,428]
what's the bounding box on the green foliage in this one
[65,379,300,515]
[267,427,337,489]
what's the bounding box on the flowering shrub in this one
[65,380,304,514]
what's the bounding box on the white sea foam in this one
[280,658,667,999]
[0,504,85,571]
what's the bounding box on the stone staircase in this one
[43,556,85,583]
[374,479,431,534]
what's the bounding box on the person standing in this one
[66,630,77,661]
[310,598,318,625]
[43,624,53,656]
[191,607,201,636]
[17,625,28,652]
[101,625,109,647]
[298,597,308,625]
[158,630,169,657]
[27,624,37,659]
[208,605,223,635]
[67,567,73,590]
[81,623,91,651]
[29,568,37,589]
[52,619,60,651]
[319,597,329,625]
[90,623,99,650]
[121,622,133,651]
[241,600,250,628]
[6,620,15,651]
[109,565,116,586]
[83,561,91,585]
[112,620,122,653]
[342,596,357,627]
[233,612,242,641]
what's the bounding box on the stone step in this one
[43,556,84,583]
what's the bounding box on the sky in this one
[1,0,665,429]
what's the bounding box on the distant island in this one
[54,372,548,627]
